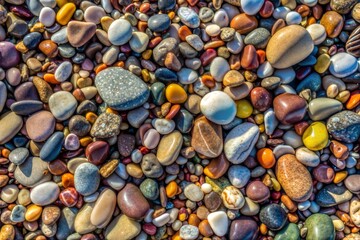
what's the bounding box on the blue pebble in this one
[296,72,321,93]
[155,68,178,83]
[40,132,64,162]
[148,14,171,32]
[23,32,42,49]
[298,55,317,66]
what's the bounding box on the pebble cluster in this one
[0,0,360,239]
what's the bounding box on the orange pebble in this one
[188,214,201,226]
[288,212,299,223]
[165,104,180,120]
[166,181,178,198]
[281,195,297,212]
[1,149,10,158]
[256,148,276,169]
[62,173,74,188]
[43,73,60,84]
[113,61,124,68]
[307,16,317,25]
[260,223,268,235]
[178,26,192,41]
[85,112,98,124]
[256,49,266,64]
[80,137,92,147]
[94,64,107,74]
[346,90,360,110]
[106,108,119,115]
[171,232,181,240]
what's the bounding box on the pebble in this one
[74,203,96,234]
[260,204,287,231]
[67,21,96,47]
[105,214,140,240]
[95,67,149,111]
[90,188,116,228]
[329,52,358,78]
[316,184,353,207]
[0,42,20,69]
[295,147,320,167]
[273,93,307,125]
[210,57,230,82]
[276,154,313,202]
[8,147,28,165]
[327,110,360,143]
[178,7,200,28]
[14,157,51,187]
[241,0,264,15]
[180,225,199,240]
[157,130,183,166]
[49,91,77,121]
[302,122,329,151]
[141,153,163,178]
[129,32,149,53]
[0,112,23,145]
[74,163,100,196]
[30,182,60,206]
[117,183,150,220]
[228,165,250,188]
[1,184,19,203]
[184,184,204,202]
[266,25,314,69]
[230,217,259,240]
[148,14,170,32]
[39,131,64,162]
[308,98,343,121]
[200,91,236,125]
[304,214,335,240]
[39,7,55,27]
[90,112,121,138]
[224,122,259,164]
[207,211,228,237]
[26,111,55,142]
[274,223,300,240]
[345,175,360,193]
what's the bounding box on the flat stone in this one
[95,67,149,111]
[266,25,314,69]
[327,111,360,143]
[67,21,96,48]
[56,207,78,240]
[184,184,204,202]
[105,214,141,240]
[316,184,353,207]
[192,116,223,158]
[141,153,163,178]
[39,132,64,162]
[74,163,100,196]
[74,203,96,234]
[14,157,51,187]
[10,100,43,115]
[0,112,23,144]
[26,111,55,142]
[117,183,150,220]
[304,214,335,240]
[157,130,183,166]
[224,122,259,164]
[308,98,343,121]
[90,112,121,138]
[90,188,116,228]
[8,147,28,165]
[276,154,313,202]
[30,181,60,206]
[49,91,77,121]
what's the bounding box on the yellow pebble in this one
[141,69,150,82]
[85,112,98,124]
[56,0,68,7]
[302,122,329,151]
[271,178,281,191]
[142,49,152,60]
[80,137,92,147]
[56,3,76,25]
[166,181,178,198]
[25,204,42,222]
[100,16,114,32]
[236,99,253,118]
[165,83,188,104]
[333,171,348,184]
[106,108,118,115]
[254,114,264,124]
[314,54,330,74]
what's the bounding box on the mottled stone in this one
[90,113,121,138]
[316,184,353,207]
[304,214,335,240]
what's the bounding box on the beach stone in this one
[331,0,357,14]
[1,184,19,203]
[14,157,51,187]
[67,21,96,47]
[178,7,200,28]
[259,204,287,231]
[118,133,135,157]
[273,93,307,125]
[192,116,223,158]
[148,14,170,32]
[74,203,96,234]
[266,25,314,69]
[157,130,183,166]
[316,184,353,207]
[30,181,59,206]
[84,6,105,24]
[95,67,149,111]
[346,26,360,57]
[0,41,20,68]
[10,100,43,115]
[42,206,61,225]
[222,185,245,209]
[313,165,335,183]
[0,112,23,144]
[108,19,132,45]
[49,91,77,121]
[276,154,313,202]
[210,57,230,82]
[105,214,141,240]
[184,184,204,202]
[39,7,55,27]
[9,147,28,165]
[90,112,121,138]
[244,28,270,49]
[153,38,179,66]
[327,111,360,143]
[229,217,259,240]
[69,115,91,137]
[140,179,159,200]
[0,82,6,113]
[306,24,327,45]
[129,32,149,53]
[329,52,358,78]
[74,163,100,196]
[180,225,199,240]
[207,211,228,237]
[345,175,360,193]
[56,207,78,240]
[295,147,320,167]
[10,205,26,222]
[127,107,149,128]
[304,214,335,240]
[350,198,360,227]
[141,153,164,178]
[224,122,259,164]
[39,132,64,162]
[55,61,72,82]
[117,183,150,220]
[228,165,250,188]
[204,154,229,179]
[26,111,55,142]
[241,0,264,15]
[308,98,343,121]
[274,223,300,240]
[302,122,328,151]
[90,188,116,228]
[246,181,270,203]
[200,91,236,125]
